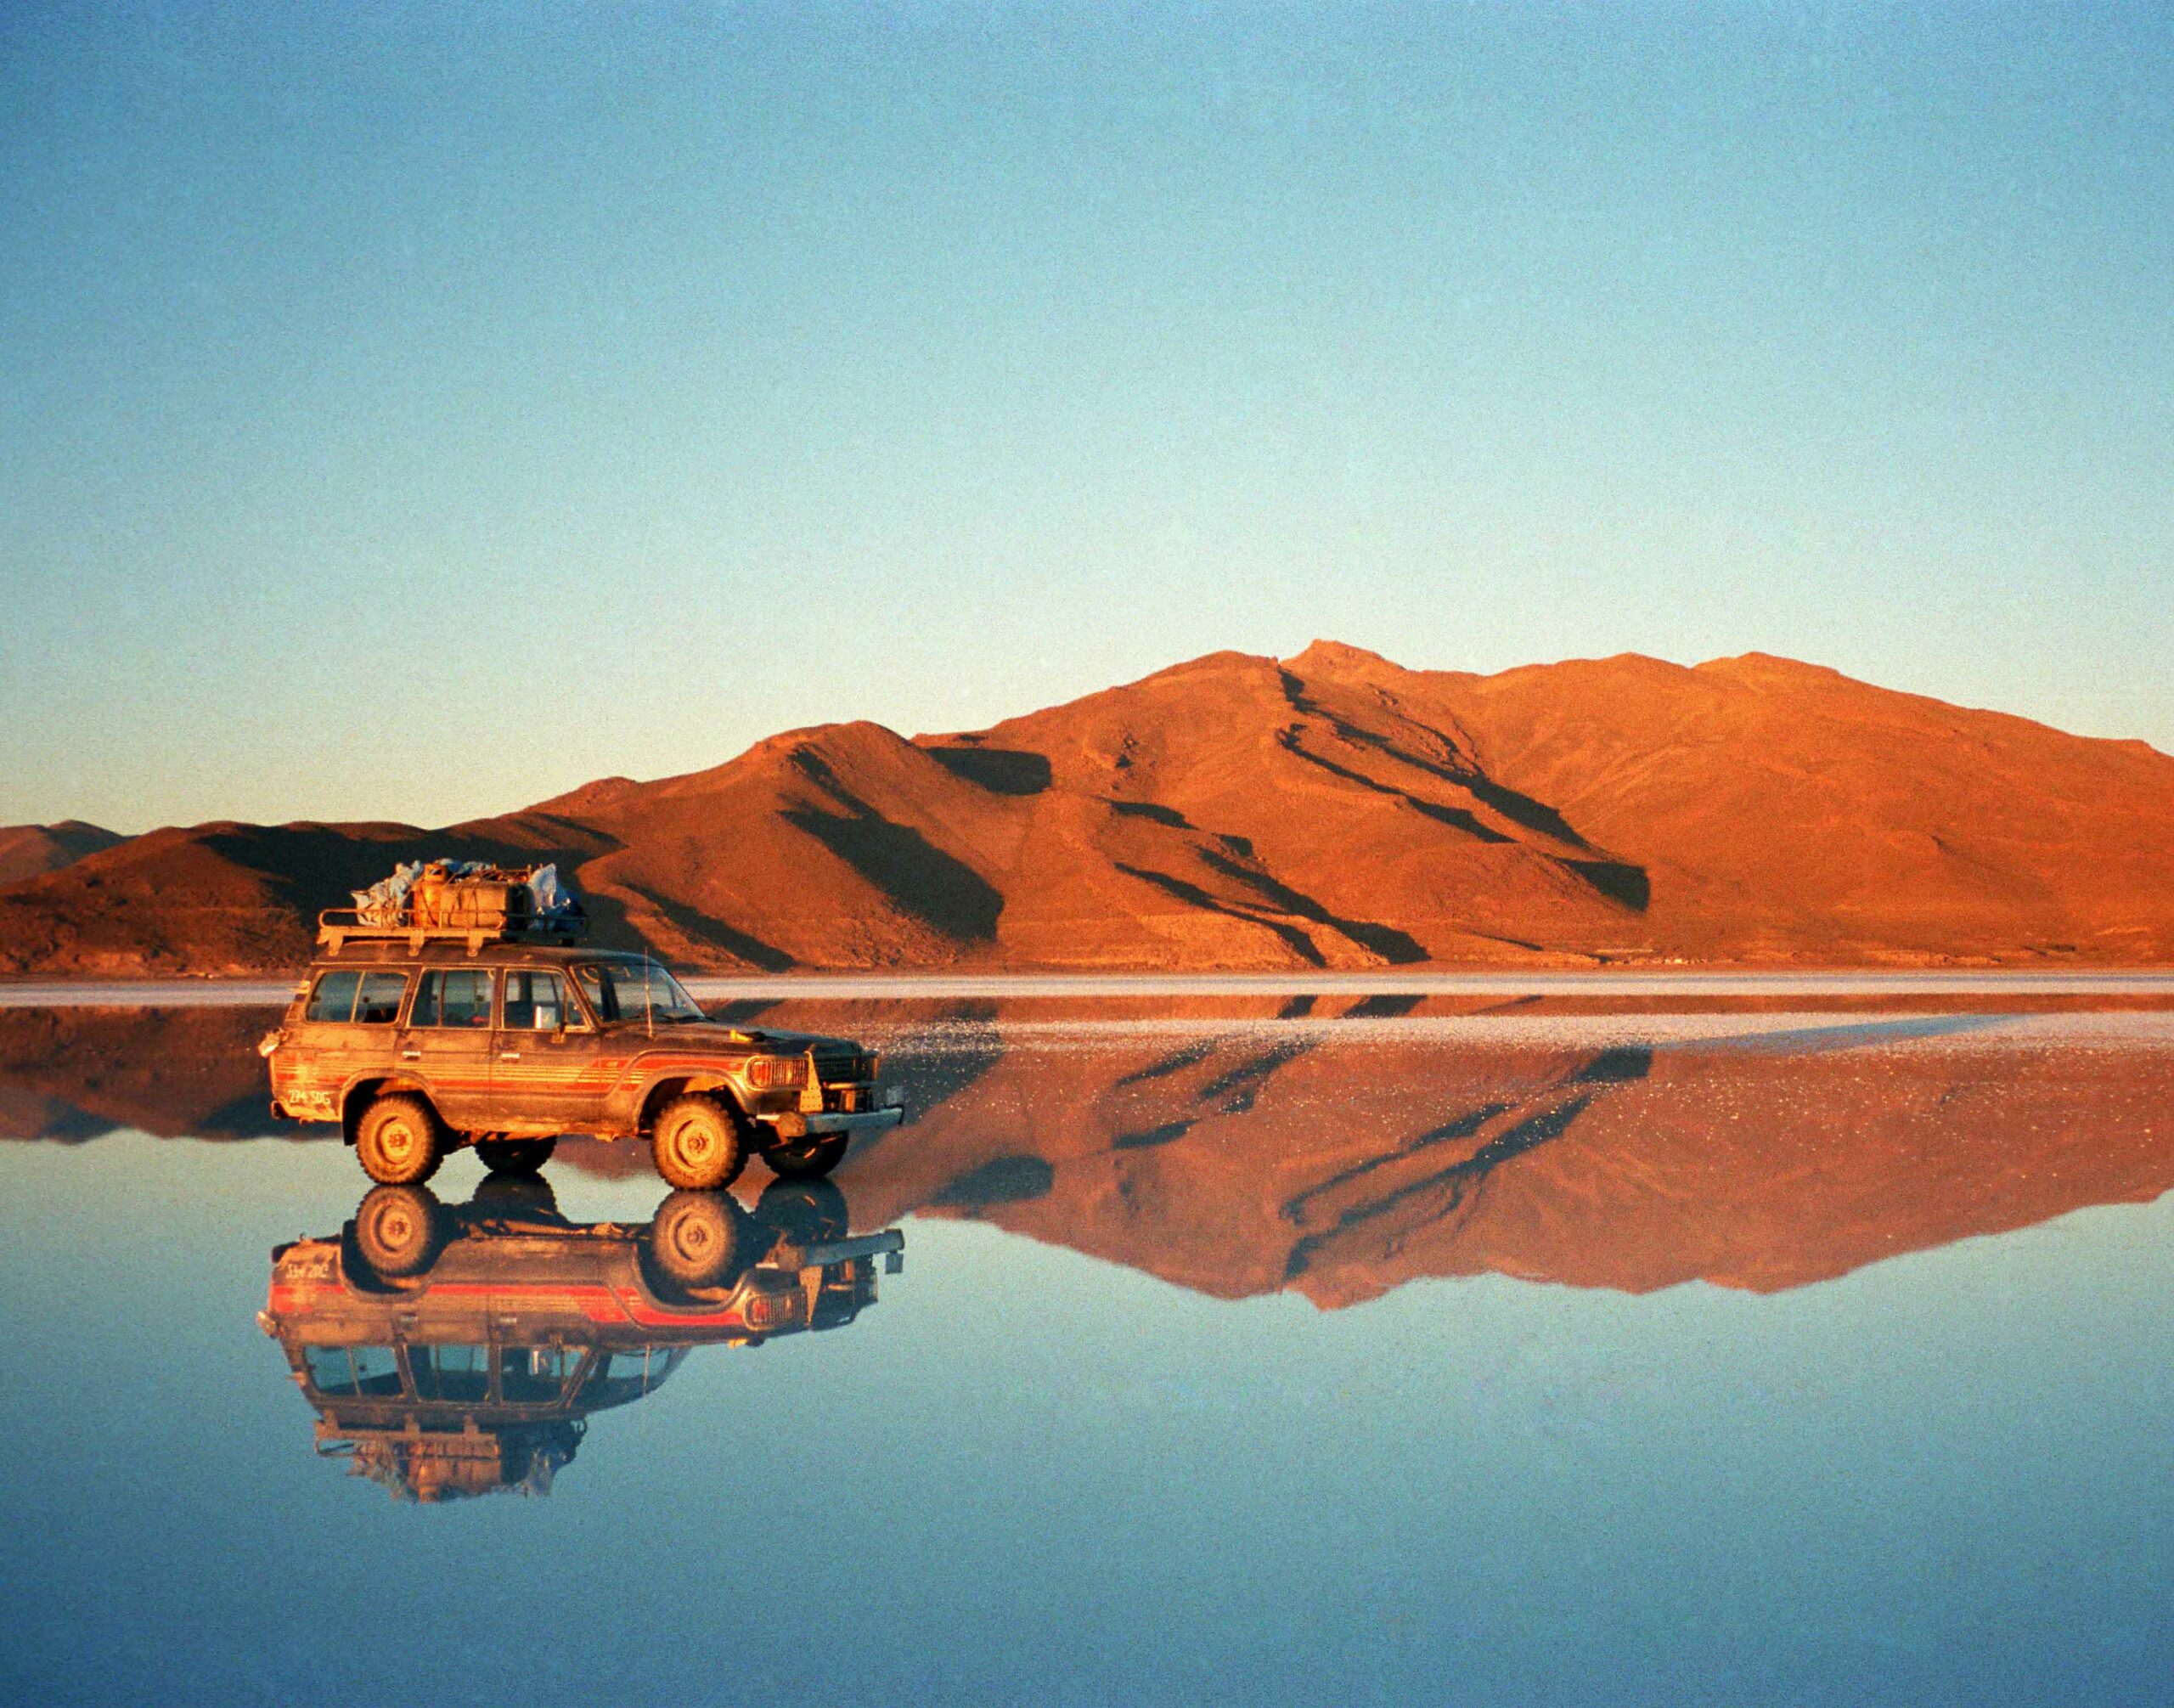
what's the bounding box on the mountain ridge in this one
[4,645,2171,974]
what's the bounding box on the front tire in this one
[356,1093,443,1185]
[765,1135,848,1181]
[476,1136,557,1175]
[651,1095,746,1191]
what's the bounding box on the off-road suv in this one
[262,913,904,1189]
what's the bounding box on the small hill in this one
[0,821,124,887]
[3,646,2171,973]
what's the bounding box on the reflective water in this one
[3,996,2172,1705]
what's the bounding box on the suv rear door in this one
[297,967,414,1105]
[402,967,497,1130]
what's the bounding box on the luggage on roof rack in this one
[414,865,529,931]
[322,860,588,952]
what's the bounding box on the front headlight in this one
[746,1056,808,1089]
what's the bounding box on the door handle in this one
[499,1051,521,1062]
[399,1049,421,1061]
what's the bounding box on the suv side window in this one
[304,971,363,1023]
[410,1344,491,1403]
[412,969,494,1029]
[499,1345,584,1404]
[355,972,408,1025]
[503,970,577,1032]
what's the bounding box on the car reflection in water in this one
[257,1176,904,1502]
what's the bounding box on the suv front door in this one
[493,969,605,1133]
[402,968,497,1130]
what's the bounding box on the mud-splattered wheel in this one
[646,1189,743,1287]
[476,1136,557,1175]
[353,1183,445,1277]
[764,1135,848,1181]
[356,1093,443,1185]
[651,1095,746,1192]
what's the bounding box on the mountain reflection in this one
[258,1177,904,1502]
[8,1001,2173,1305]
[0,1006,282,1140]
[838,1016,2174,1304]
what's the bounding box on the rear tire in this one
[356,1093,443,1186]
[476,1136,557,1175]
[651,1095,746,1192]
[353,1184,444,1277]
[646,1189,742,1287]
[765,1135,848,1181]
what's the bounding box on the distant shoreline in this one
[6,967,2174,1008]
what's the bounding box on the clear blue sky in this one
[3,3,2169,833]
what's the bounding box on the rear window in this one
[301,1345,403,1398]
[304,971,362,1023]
[355,972,408,1024]
[306,970,410,1023]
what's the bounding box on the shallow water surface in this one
[2,997,2171,1705]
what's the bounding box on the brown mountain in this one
[4,645,2172,973]
[0,820,124,888]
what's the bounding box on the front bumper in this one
[757,1106,905,1141]
[763,1228,906,1271]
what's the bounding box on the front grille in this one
[814,1051,872,1084]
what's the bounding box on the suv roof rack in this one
[316,909,589,955]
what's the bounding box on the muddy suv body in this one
[262,933,902,1188]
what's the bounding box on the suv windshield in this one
[575,962,705,1023]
